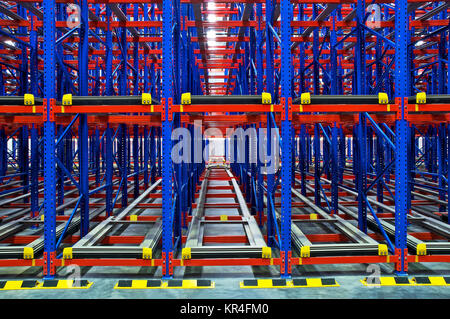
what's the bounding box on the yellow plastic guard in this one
[261,92,272,104]
[378,92,388,104]
[416,92,426,104]
[300,246,311,257]
[24,94,35,106]
[417,243,427,256]
[181,92,191,105]
[378,244,388,256]
[262,246,272,258]
[129,215,138,221]
[142,247,152,259]
[23,247,34,259]
[40,215,44,221]
[182,247,191,259]
[220,215,228,221]
[62,93,72,106]
[300,246,310,258]
[300,92,311,104]
[63,247,73,259]
[142,93,152,105]
[310,213,318,220]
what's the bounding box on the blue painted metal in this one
[280,0,292,278]
[394,0,409,276]
[162,0,174,279]
[43,0,57,280]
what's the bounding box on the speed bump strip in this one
[361,277,413,286]
[362,276,450,286]
[412,277,450,286]
[24,94,35,106]
[240,278,339,288]
[40,279,92,289]
[0,280,40,290]
[0,280,92,290]
[181,92,191,105]
[114,279,214,289]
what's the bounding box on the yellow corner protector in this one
[416,92,426,104]
[220,215,228,221]
[240,278,339,289]
[142,247,152,259]
[114,279,215,290]
[416,243,427,256]
[142,93,152,105]
[310,213,318,220]
[300,246,310,258]
[378,92,388,104]
[378,244,388,256]
[0,280,40,290]
[23,247,34,259]
[40,215,44,221]
[181,92,191,105]
[182,247,191,259]
[62,93,72,106]
[412,277,450,286]
[300,92,311,105]
[129,215,138,221]
[63,247,73,259]
[40,279,92,289]
[262,247,272,259]
[24,94,35,106]
[261,92,272,104]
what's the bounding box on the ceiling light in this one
[208,14,217,22]
[207,30,216,38]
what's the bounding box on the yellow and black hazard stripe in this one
[240,278,339,288]
[114,279,214,289]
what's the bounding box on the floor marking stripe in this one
[361,276,450,287]
[114,279,215,289]
[0,280,92,290]
[240,278,339,288]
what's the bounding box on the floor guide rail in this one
[184,166,270,259]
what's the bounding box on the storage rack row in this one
[0,0,448,280]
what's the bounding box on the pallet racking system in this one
[0,0,448,281]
